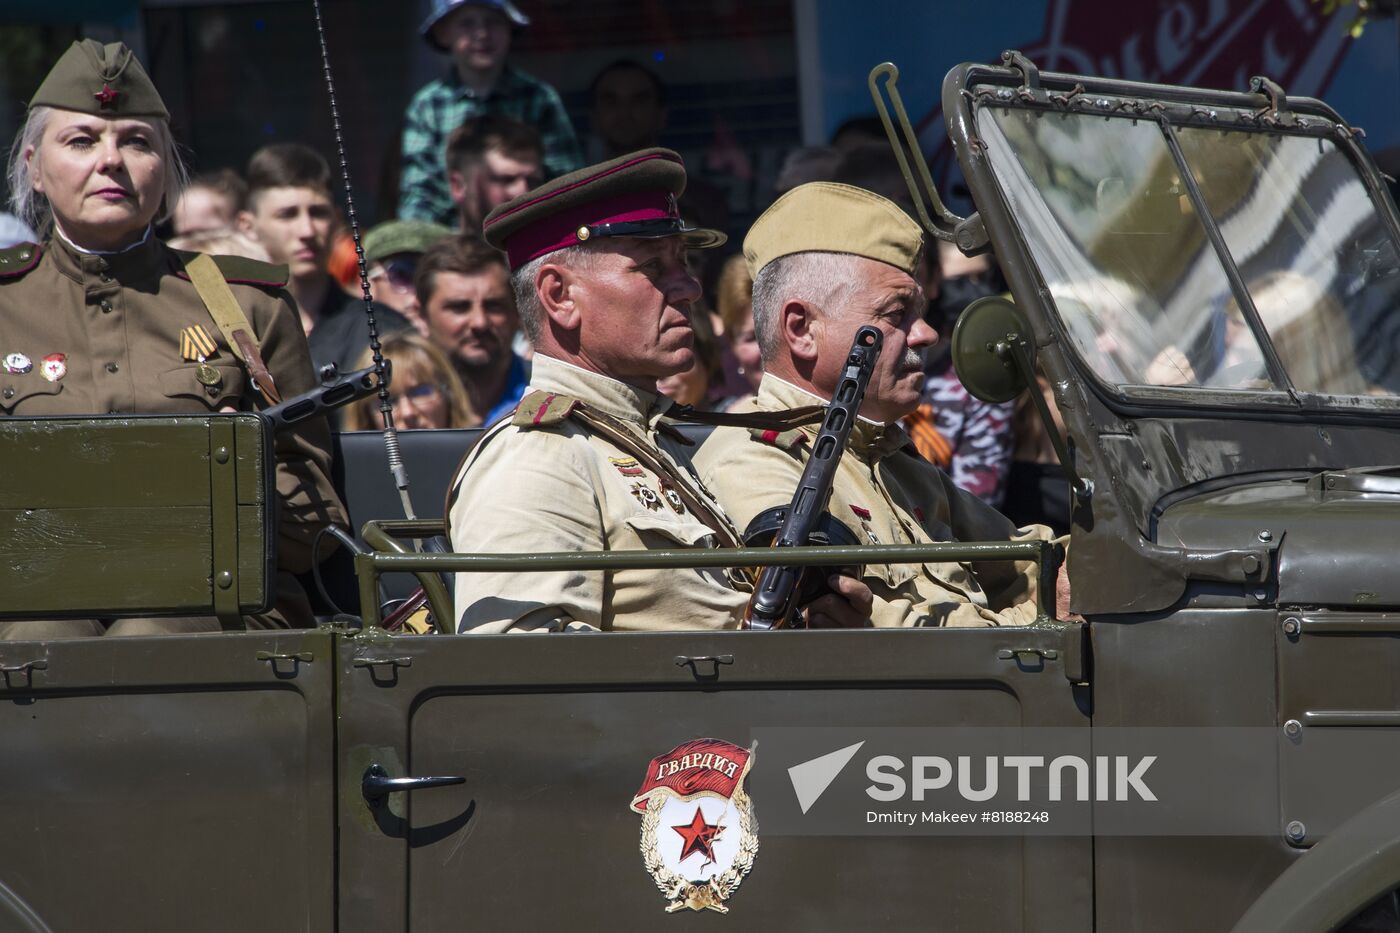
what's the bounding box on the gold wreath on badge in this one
[629,739,759,914]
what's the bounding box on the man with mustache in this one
[417,235,527,426]
[446,151,872,632]
[694,183,1067,627]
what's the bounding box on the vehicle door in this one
[0,630,336,933]
[334,622,1090,931]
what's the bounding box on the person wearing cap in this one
[363,219,453,337]
[445,149,873,633]
[0,40,347,637]
[693,182,1071,627]
[400,0,582,227]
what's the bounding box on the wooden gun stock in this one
[743,325,883,629]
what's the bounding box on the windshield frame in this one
[949,62,1400,417]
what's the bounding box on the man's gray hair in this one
[750,250,856,359]
[510,243,597,344]
[6,105,189,236]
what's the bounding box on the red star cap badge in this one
[672,806,722,863]
[94,84,119,108]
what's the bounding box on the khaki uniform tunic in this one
[447,354,749,633]
[0,233,347,626]
[694,375,1056,627]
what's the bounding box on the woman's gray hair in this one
[7,105,189,236]
[510,243,598,344]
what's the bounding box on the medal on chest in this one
[40,353,66,382]
[4,352,31,375]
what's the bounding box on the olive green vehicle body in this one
[2,58,1400,932]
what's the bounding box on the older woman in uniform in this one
[0,40,346,637]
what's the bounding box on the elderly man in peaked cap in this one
[445,149,873,633]
[694,182,1071,627]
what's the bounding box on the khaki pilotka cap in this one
[29,39,169,120]
[743,181,925,279]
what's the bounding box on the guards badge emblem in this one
[629,739,759,914]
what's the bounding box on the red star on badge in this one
[672,806,722,863]
[94,84,119,108]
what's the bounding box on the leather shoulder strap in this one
[571,405,743,549]
[184,252,281,404]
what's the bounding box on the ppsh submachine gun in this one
[742,324,883,629]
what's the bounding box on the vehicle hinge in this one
[1001,49,1041,91]
[1060,622,1089,685]
[953,213,990,255]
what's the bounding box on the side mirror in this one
[950,295,1035,403]
[951,295,1093,499]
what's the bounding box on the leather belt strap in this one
[185,252,282,404]
[572,405,744,549]
[668,404,825,431]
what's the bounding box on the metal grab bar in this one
[355,519,1061,631]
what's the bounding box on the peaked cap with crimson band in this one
[482,147,726,270]
[29,40,169,120]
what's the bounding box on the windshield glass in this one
[979,105,1400,402]
[978,106,1274,390]
[1176,129,1400,397]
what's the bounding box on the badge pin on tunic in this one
[4,352,31,375]
[630,482,663,511]
[195,359,222,388]
[40,353,66,382]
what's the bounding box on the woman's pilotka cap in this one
[29,39,169,120]
[481,147,727,271]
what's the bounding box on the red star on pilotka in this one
[94,84,119,108]
[672,807,722,863]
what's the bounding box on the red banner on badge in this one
[630,739,752,813]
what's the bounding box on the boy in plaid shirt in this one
[400,0,582,226]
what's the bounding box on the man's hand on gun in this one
[801,574,874,628]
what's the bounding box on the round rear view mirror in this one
[950,296,1035,403]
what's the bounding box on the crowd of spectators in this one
[139,0,1066,532]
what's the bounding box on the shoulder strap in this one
[747,425,809,452]
[570,405,743,549]
[512,389,579,427]
[184,252,282,404]
[668,403,825,431]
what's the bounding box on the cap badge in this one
[4,353,32,375]
[630,739,759,914]
[94,84,120,109]
[40,353,66,382]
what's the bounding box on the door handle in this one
[361,763,465,804]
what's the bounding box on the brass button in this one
[105,362,119,373]
[205,385,219,397]
[99,299,113,313]
[2,387,12,399]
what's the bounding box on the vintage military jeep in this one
[0,54,1398,932]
